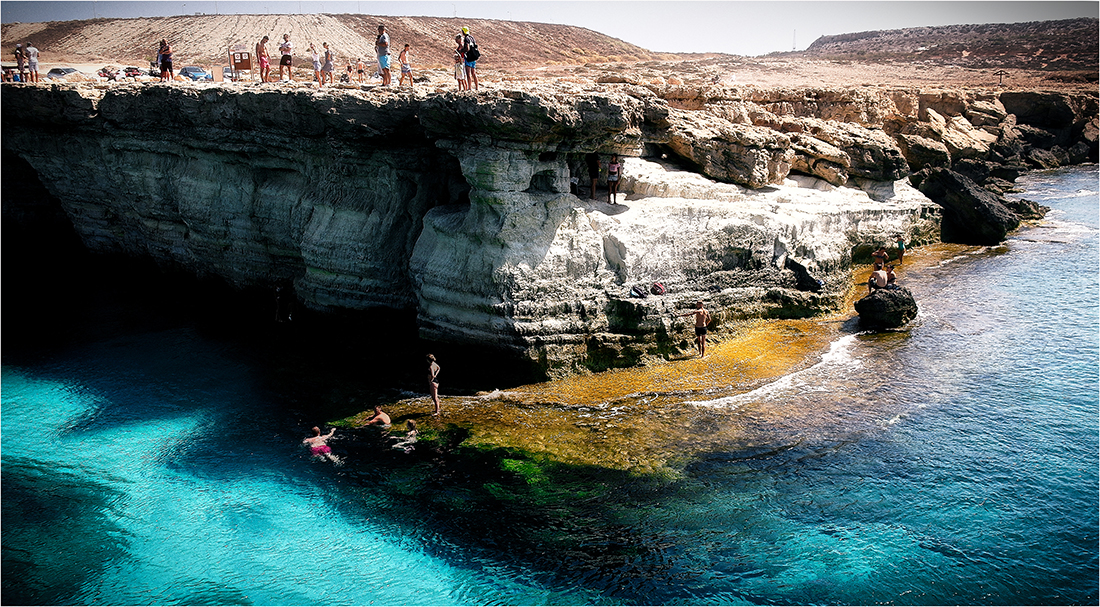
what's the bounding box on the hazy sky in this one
[1,1,1096,56]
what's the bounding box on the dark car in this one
[46,67,79,79]
[178,66,212,81]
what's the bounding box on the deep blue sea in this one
[3,165,1097,605]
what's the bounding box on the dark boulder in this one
[855,287,918,330]
[914,168,1021,245]
[1002,197,1049,221]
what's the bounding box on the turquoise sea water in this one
[3,166,1097,605]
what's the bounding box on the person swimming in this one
[303,426,340,463]
[391,419,418,453]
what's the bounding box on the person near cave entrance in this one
[607,154,622,204]
[585,152,600,200]
[427,354,441,415]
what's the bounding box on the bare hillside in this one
[0,13,677,69]
[801,17,1098,72]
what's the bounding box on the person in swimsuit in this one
[398,44,413,87]
[278,33,293,81]
[320,42,334,85]
[677,301,712,358]
[375,25,391,86]
[607,154,622,204]
[895,234,906,264]
[363,405,391,429]
[427,354,441,415]
[871,245,889,268]
[460,27,478,91]
[303,426,340,463]
[868,266,889,294]
[885,264,898,288]
[256,36,270,82]
[355,58,365,83]
[585,152,600,200]
[391,420,418,453]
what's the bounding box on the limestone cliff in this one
[2,81,1091,377]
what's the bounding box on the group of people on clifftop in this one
[246,23,473,88]
[8,42,40,83]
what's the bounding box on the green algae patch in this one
[335,244,974,476]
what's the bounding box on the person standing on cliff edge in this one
[256,36,271,82]
[460,26,479,91]
[278,33,293,82]
[24,42,39,83]
[375,24,391,86]
[427,354,441,415]
[677,302,712,358]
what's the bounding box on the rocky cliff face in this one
[2,80,1092,377]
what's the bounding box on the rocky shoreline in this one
[2,80,1096,377]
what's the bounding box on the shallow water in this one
[3,166,1097,605]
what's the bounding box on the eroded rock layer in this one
[2,81,1093,377]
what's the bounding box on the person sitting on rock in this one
[886,264,898,288]
[868,266,889,293]
[872,245,889,267]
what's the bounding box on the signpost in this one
[229,44,253,81]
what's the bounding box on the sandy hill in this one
[801,17,1098,72]
[0,13,679,69]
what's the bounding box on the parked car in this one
[46,67,79,79]
[222,66,237,81]
[178,66,212,81]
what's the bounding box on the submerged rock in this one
[855,287,918,329]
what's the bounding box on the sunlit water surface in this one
[3,166,1097,605]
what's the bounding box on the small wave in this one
[688,334,862,409]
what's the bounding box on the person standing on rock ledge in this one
[321,42,334,85]
[256,36,271,82]
[453,35,467,90]
[398,44,414,87]
[278,33,294,82]
[427,354,442,415]
[375,24,391,86]
[895,234,906,264]
[460,27,479,91]
[677,302,712,358]
[158,39,172,81]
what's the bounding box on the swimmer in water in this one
[391,419,418,452]
[303,426,341,464]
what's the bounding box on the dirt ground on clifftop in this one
[521,55,1096,93]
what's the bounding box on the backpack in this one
[650,282,666,295]
[464,36,480,61]
[629,285,648,298]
